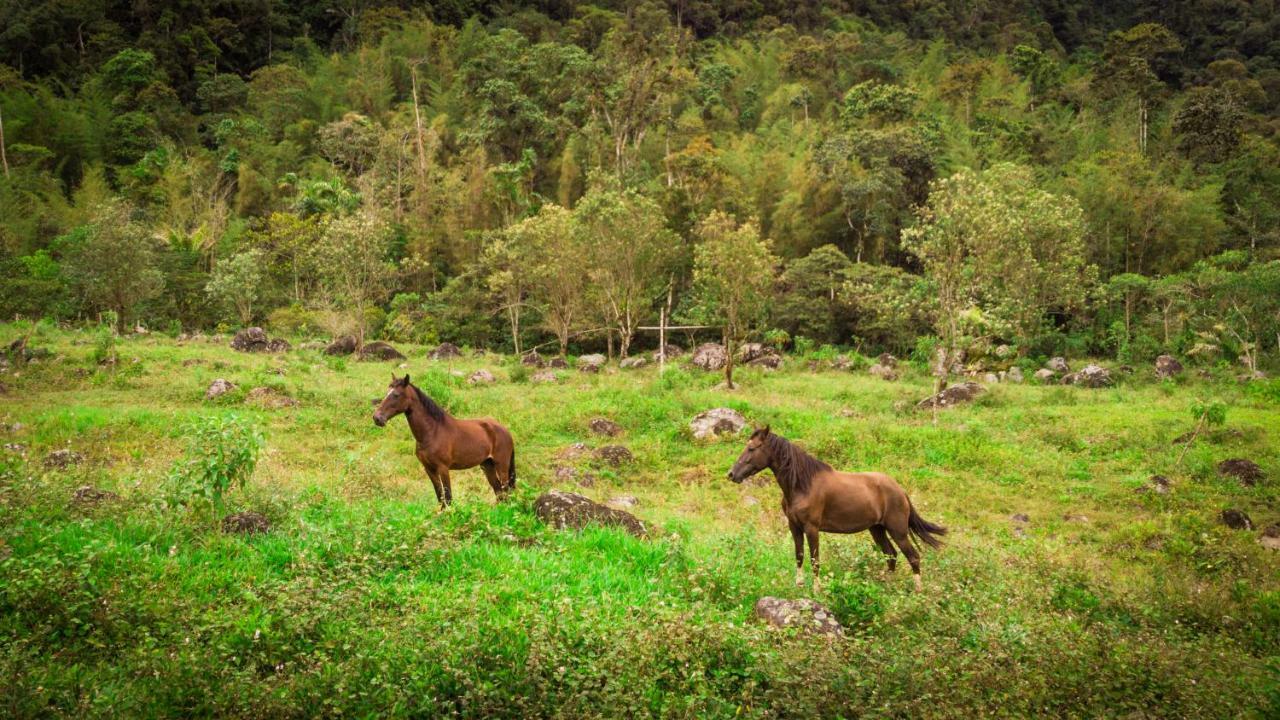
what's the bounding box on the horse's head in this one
[728,425,772,483]
[373,374,413,427]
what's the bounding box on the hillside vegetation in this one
[1,1,1279,368]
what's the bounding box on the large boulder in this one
[1063,364,1112,388]
[428,342,462,360]
[1006,366,1024,383]
[547,356,570,369]
[916,381,984,410]
[578,354,606,373]
[230,327,289,353]
[753,597,844,637]
[876,353,898,368]
[689,407,747,440]
[620,356,647,370]
[690,343,727,371]
[1046,357,1070,373]
[739,343,783,369]
[357,341,406,362]
[534,490,647,537]
[325,336,358,356]
[521,350,544,368]
[1155,355,1183,379]
[1033,368,1056,382]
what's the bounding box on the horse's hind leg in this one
[887,526,923,591]
[480,459,505,501]
[790,522,805,587]
[869,525,898,574]
[805,525,821,594]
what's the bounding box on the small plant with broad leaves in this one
[164,413,264,510]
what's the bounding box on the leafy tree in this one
[1092,23,1183,154]
[312,209,396,346]
[903,164,1093,365]
[1172,86,1244,164]
[575,185,677,358]
[690,211,777,389]
[205,248,266,326]
[61,202,164,332]
[773,244,854,344]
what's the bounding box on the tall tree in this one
[62,202,164,332]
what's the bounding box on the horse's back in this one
[809,470,910,532]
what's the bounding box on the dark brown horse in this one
[373,374,515,507]
[728,426,946,592]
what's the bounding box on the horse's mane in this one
[767,433,830,494]
[410,384,447,422]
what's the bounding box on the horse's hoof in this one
[794,570,805,588]
[913,575,923,592]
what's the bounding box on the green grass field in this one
[2,326,1278,718]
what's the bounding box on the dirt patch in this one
[71,485,119,507]
[589,418,623,437]
[246,386,300,409]
[44,449,84,470]
[1220,509,1253,530]
[222,511,271,535]
[1218,458,1264,486]
[916,382,984,410]
[592,445,634,466]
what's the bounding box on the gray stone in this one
[534,490,647,537]
[690,343,727,371]
[689,408,747,440]
[1034,368,1056,382]
[916,382,984,410]
[205,378,236,400]
[1155,355,1183,379]
[577,354,606,373]
[620,356,647,369]
[753,597,844,637]
[1047,357,1070,373]
[467,369,496,385]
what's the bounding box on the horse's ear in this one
[402,374,411,386]
[761,425,771,437]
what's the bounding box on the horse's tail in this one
[507,445,516,490]
[908,503,947,549]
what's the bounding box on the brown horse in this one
[728,426,946,592]
[373,374,515,508]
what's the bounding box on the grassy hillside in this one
[2,325,1278,717]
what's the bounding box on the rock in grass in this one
[467,369,496,385]
[1006,366,1024,383]
[577,354,606,373]
[690,343,727,371]
[547,356,570,369]
[739,343,783,369]
[589,418,623,437]
[619,356,647,369]
[1136,475,1172,495]
[916,382,984,410]
[44,449,84,469]
[1220,509,1253,531]
[531,369,559,384]
[651,344,684,363]
[1155,355,1183,379]
[607,495,638,509]
[753,597,844,638]
[427,342,462,360]
[230,327,290,353]
[534,490,646,538]
[357,341,405,362]
[1218,458,1264,486]
[1034,368,1056,382]
[205,378,236,400]
[1261,524,1280,551]
[689,408,747,440]
[1063,364,1112,388]
[325,336,358,356]
[521,350,544,367]
[245,386,300,408]
[222,511,271,535]
[592,445,633,466]
[1047,357,1070,373]
[71,485,119,506]
[868,363,898,381]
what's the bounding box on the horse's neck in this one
[405,395,448,444]
[769,458,801,505]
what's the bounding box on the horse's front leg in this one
[790,522,805,587]
[805,525,821,594]
[417,451,445,509]
[437,467,453,507]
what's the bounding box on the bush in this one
[164,413,264,510]
[268,304,317,336]
[827,574,885,630]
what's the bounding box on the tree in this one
[690,211,777,389]
[205,249,265,326]
[774,244,854,344]
[1092,23,1183,155]
[903,164,1093,366]
[521,204,588,356]
[312,209,396,346]
[62,202,164,332]
[1172,86,1244,164]
[575,185,677,358]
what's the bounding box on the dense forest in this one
[2,0,1279,366]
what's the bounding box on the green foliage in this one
[1190,400,1227,428]
[163,414,264,510]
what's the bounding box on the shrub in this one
[164,413,264,510]
[268,304,317,336]
[827,574,885,630]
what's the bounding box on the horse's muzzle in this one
[372,414,386,427]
